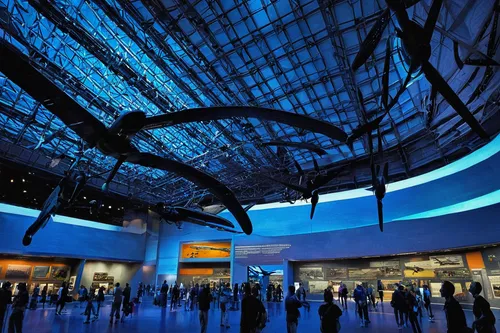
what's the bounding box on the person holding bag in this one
[318,289,342,333]
[469,282,496,333]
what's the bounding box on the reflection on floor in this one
[7,297,500,333]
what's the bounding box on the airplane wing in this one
[125,152,252,235]
[142,106,348,143]
[175,207,235,228]
[0,40,108,147]
[181,218,242,234]
[261,140,327,156]
[313,168,340,189]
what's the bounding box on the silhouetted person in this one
[97,286,105,315]
[240,283,266,333]
[40,285,47,309]
[83,288,98,324]
[160,280,168,308]
[285,285,302,333]
[318,289,342,333]
[123,283,131,306]
[406,287,422,333]
[276,284,283,302]
[219,283,231,328]
[9,283,29,332]
[422,284,434,321]
[55,282,68,315]
[377,280,384,303]
[440,280,468,333]
[171,282,179,311]
[366,284,376,310]
[29,284,40,310]
[340,283,348,310]
[110,282,123,323]
[198,286,213,333]
[233,283,239,310]
[391,284,405,328]
[353,284,369,327]
[0,282,13,332]
[469,282,496,333]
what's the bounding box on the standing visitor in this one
[406,287,422,333]
[29,284,40,310]
[96,286,105,315]
[285,285,302,333]
[40,285,47,309]
[377,280,384,303]
[55,282,68,315]
[170,282,179,311]
[219,283,231,328]
[340,284,348,310]
[318,289,342,333]
[83,288,98,324]
[240,283,266,333]
[8,283,29,332]
[123,283,131,307]
[422,285,434,321]
[353,284,370,327]
[0,282,12,332]
[160,280,168,308]
[366,284,376,310]
[469,282,496,333]
[198,285,213,333]
[391,284,405,328]
[233,283,239,310]
[276,285,283,302]
[440,281,469,333]
[109,282,123,324]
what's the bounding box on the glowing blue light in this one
[244,133,500,212]
[0,203,122,232]
[392,189,500,221]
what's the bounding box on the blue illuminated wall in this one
[0,208,146,262]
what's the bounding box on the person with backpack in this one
[406,287,422,333]
[285,285,303,333]
[469,282,496,333]
[353,284,370,327]
[422,284,434,321]
[440,280,469,333]
[318,289,342,333]
[391,284,406,328]
[240,283,266,333]
[219,283,231,329]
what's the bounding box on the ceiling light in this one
[22,179,25,182]
[83,196,87,200]
[10,179,14,183]
[108,205,112,209]
[23,190,27,193]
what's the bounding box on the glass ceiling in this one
[0,0,498,206]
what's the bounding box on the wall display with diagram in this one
[180,241,231,259]
[435,268,471,279]
[51,266,69,280]
[5,265,31,279]
[309,281,329,294]
[489,276,500,298]
[348,268,379,279]
[299,267,323,280]
[32,266,50,279]
[325,268,347,279]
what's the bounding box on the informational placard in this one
[489,276,500,298]
[235,243,291,259]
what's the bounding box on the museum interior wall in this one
[0,208,147,261]
[80,261,143,295]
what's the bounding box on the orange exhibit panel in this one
[181,242,231,259]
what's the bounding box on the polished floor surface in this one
[3,297,499,333]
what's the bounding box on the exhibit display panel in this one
[0,256,78,294]
[177,262,230,287]
[80,261,142,295]
[180,241,231,260]
[292,245,500,306]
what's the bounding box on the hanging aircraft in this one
[0,40,353,237]
[352,0,491,139]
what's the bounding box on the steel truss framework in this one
[0,0,498,207]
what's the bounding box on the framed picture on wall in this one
[5,265,31,279]
[51,266,69,280]
[68,276,76,291]
[33,266,50,279]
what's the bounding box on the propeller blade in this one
[294,160,304,175]
[312,156,320,173]
[423,0,444,45]
[382,37,392,109]
[370,162,377,189]
[310,192,319,219]
[347,113,386,145]
[376,164,381,176]
[453,41,464,69]
[102,156,126,192]
[262,175,309,195]
[383,162,389,181]
[352,8,391,71]
[175,207,235,228]
[377,199,384,232]
[421,60,489,139]
[377,127,384,161]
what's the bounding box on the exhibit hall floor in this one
[5,297,499,333]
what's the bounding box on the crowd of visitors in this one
[0,279,496,332]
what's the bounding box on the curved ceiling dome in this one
[0,0,498,207]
